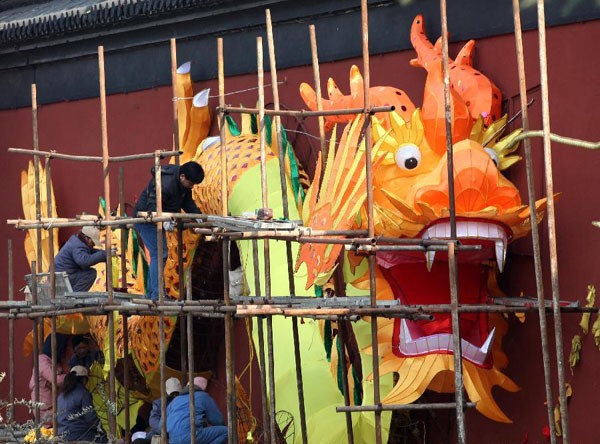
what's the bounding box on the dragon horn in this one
[455,40,475,66]
[327,77,343,101]
[299,82,318,110]
[349,65,364,99]
[409,14,439,71]
[421,59,472,155]
[175,62,194,152]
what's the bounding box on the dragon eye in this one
[484,147,500,167]
[395,144,421,170]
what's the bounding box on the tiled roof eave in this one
[0,0,223,44]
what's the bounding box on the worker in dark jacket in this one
[134,161,204,300]
[55,226,106,292]
[57,365,107,443]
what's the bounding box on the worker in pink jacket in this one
[29,333,68,425]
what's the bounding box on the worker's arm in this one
[72,244,107,269]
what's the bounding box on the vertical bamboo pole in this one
[222,238,238,443]
[536,0,570,440]
[119,167,131,442]
[186,268,197,440]
[123,314,131,442]
[257,35,278,442]
[7,240,14,422]
[119,167,127,289]
[218,37,238,444]
[252,239,270,443]
[511,2,556,441]
[45,158,59,432]
[171,38,188,374]
[31,84,43,274]
[338,322,355,444]
[359,2,381,442]
[438,1,466,441]
[98,46,117,441]
[154,152,168,443]
[31,83,42,429]
[31,261,41,428]
[265,11,308,444]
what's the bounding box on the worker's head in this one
[193,376,208,391]
[71,365,89,378]
[81,226,101,247]
[179,161,205,189]
[165,377,183,397]
[73,336,91,358]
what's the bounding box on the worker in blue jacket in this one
[54,226,106,292]
[166,376,227,444]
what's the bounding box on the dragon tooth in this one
[401,318,414,343]
[480,327,496,356]
[425,250,436,271]
[495,239,506,272]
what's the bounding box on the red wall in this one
[1,18,599,442]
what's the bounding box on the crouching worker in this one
[57,365,107,443]
[55,226,107,292]
[167,376,227,444]
[147,377,182,440]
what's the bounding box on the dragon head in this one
[296,14,550,423]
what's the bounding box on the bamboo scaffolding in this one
[3,1,584,443]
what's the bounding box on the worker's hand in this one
[110,247,118,256]
[163,220,176,232]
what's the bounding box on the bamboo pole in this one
[257,35,278,443]
[186,268,197,441]
[512,1,556,441]
[223,238,238,443]
[123,313,131,442]
[252,238,270,443]
[536,0,570,440]
[7,240,15,422]
[31,262,41,430]
[266,11,308,444]
[338,321,355,444]
[8,147,180,162]
[217,36,239,444]
[170,38,188,375]
[154,150,168,443]
[438,1,467,440]
[219,105,394,118]
[359,2,382,442]
[98,46,117,442]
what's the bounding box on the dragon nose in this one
[416,139,521,214]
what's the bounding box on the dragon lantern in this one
[22,14,549,443]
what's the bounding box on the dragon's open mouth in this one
[378,219,511,368]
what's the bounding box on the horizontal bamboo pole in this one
[8,147,181,162]
[219,104,394,118]
[514,131,600,150]
[1,300,595,319]
[337,402,476,413]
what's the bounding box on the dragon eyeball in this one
[395,143,421,170]
[484,147,500,167]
